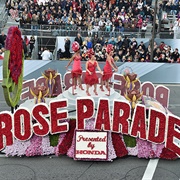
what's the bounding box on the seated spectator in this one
[130,38,138,50]
[122,55,127,62]
[159,41,166,51]
[92,33,100,48]
[134,51,140,62]
[87,37,93,49]
[158,53,168,63]
[138,41,146,51]
[105,22,111,32]
[122,36,131,48]
[61,13,68,24]
[116,36,123,50]
[116,49,124,62]
[171,48,179,62]
[144,54,151,62]
[117,22,125,33]
[108,37,116,46]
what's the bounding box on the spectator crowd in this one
[3,0,180,62]
[6,0,154,35]
[58,32,180,63]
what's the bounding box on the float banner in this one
[75,131,108,160]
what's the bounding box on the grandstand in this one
[1,0,180,62]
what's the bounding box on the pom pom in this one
[72,41,80,52]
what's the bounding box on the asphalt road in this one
[0,60,179,180]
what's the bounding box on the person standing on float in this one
[84,49,103,96]
[100,44,118,96]
[66,41,84,95]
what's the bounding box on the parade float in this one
[0,27,179,161]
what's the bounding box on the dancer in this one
[66,41,84,95]
[100,44,118,96]
[84,49,103,96]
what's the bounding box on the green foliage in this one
[123,134,136,147]
[49,134,59,147]
[2,50,24,107]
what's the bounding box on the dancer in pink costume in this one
[84,49,103,96]
[100,44,118,96]
[66,41,84,95]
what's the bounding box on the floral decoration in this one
[41,136,55,155]
[58,120,76,155]
[30,85,49,104]
[112,133,128,157]
[160,147,178,160]
[25,135,43,157]
[123,134,136,147]
[123,72,138,89]
[42,68,58,97]
[5,27,23,84]
[2,27,24,107]
[49,134,59,147]
[124,89,143,109]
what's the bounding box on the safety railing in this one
[19,23,180,39]
[0,3,8,31]
[19,24,151,38]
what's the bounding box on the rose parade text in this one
[0,98,179,156]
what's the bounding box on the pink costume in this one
[71,54,82,78]
[84,61,98,86]
[102,57,114,81]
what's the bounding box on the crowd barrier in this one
[19,24,150,38]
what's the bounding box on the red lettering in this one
[32,104,50,136]
[50,100,69,134]
[112,101,131,134]
[14,109,32,141]
[130,105,146,139]
[77,98,94,130]
[95,99,111,131]
[0,113,13,150]
[148,108,166,143]
[166,115,180,156]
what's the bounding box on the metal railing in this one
[19,24,149,38]
[0,4,8,31]
[18,23,180,39]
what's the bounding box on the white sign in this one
[75,131,108,160]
